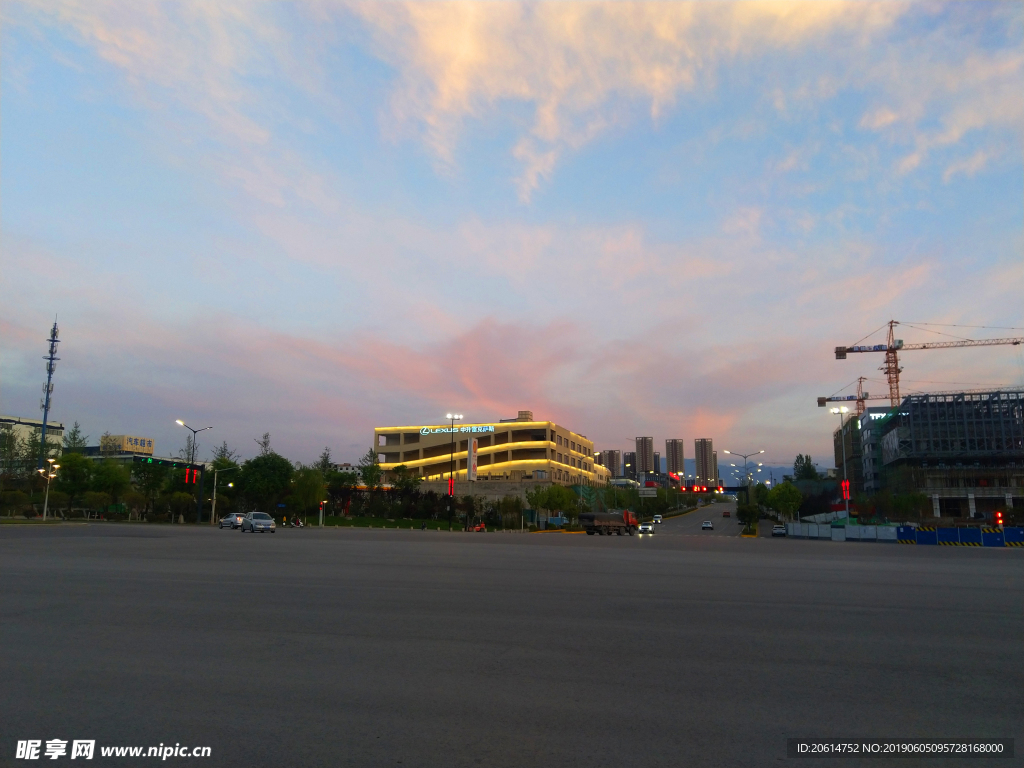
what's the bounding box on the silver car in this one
[220,513,244,529]
[242,511,277,533]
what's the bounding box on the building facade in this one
[665,439,685,476]
[374,413,610,487]
[598,449,622,477]
[833,413,863,497]
[695,438,717,484]
[635,437,655,475]
[623,452,637,481]
[875,389,1023,517]
[0,415,63,472]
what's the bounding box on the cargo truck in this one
[580,510,639,536]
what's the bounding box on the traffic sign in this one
[639,488,657,497]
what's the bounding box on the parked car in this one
[638,522,654,534]
[772,524,787,537]
[653,515,663,524]
[701,520,714,530]
[242,511,276,533]
[220,513,244,529]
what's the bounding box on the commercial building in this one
[694,438,718,484]
[874,389,1023,517]
[374,412,611,487]
[0,415,63,451]
[665,439,685,476]
[82,434,155,457]
[653,451,661,475]
[635,437,654,475]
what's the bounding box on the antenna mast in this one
[38,320,60,469]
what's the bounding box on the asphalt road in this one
[1,524,1021,768]
[656,500,740,537]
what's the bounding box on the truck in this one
[580,509,639,536]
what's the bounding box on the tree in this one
[255,432,272,456]
[92,460,132,505]
[123,490,147,521]
[177,434,196,462]
[63,422,89,453]
[132,461,169,516]
[99,432,119,457]
[753,482,770,507]
[793,454,820,481]
[82,491,112,517]
[238,452,293,511]
[212,441,238,463]
[0,424,22,491]
[291,466,326,523]
[55,452,94,513]
[767,482,803,520]
[357,447,382,491]
[316,447,333,478]
[326,470,359,516]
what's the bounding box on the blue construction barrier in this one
[1003,527,1023,547]
[916,526,938,545]
[959,527,982,546]
[897,526,916,544]
[982,528,1005,547]
[938,527,959,545]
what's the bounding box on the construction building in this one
[872,389,1023,517]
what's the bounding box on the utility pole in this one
[38,320,60,470]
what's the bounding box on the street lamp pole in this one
[210,466,238,525]
[176,420,211,523]
[37,458,59,520]
[722,449,764,505]
[831,407,851,519]
[446,413,462,531]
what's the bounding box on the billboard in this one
[468,438,478,481]
[101,434,154,455]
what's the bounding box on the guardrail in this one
[786,523,1022,547]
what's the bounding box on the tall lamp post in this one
[209,466,238,525]
[37,458,59,520]
[831,407,851,519]
[722,449,764,505]
[176,420,212,523]
[446,413,463,531]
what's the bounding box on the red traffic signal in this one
[995,511,1004,525]
[841,479,851,501]
[448,477,454,496]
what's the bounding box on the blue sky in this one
[2,1,1022,467]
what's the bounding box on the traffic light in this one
[995,510,1004,526]
[448,477,454,496]
[841,479,851,501]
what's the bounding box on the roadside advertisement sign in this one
[468,438,478,481]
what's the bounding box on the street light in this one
[445,413,463,531]
[209,466,238,525]
[722,449,765,505]
[37,458,59,521]
[176,419,212,523]
[831,407,851,520]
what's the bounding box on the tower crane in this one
[834,320,1023,407]
[818,382,1024,411]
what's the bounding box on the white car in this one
[653,515,663,524]
[638,522,654,534]
[242,511,277,533]
[701,520,714,530]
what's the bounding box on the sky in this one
[2,1,1023,468]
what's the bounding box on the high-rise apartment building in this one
[635,437,655,475]
[624,451,637,480]
[653,451,661,475]
[695,438,717,484]
[666,439,685,476]
[599,449,622,477]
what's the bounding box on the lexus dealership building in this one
[374,411,611,487]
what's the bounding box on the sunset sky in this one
[2,1,1022,467]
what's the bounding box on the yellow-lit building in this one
[374,411,611,486]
